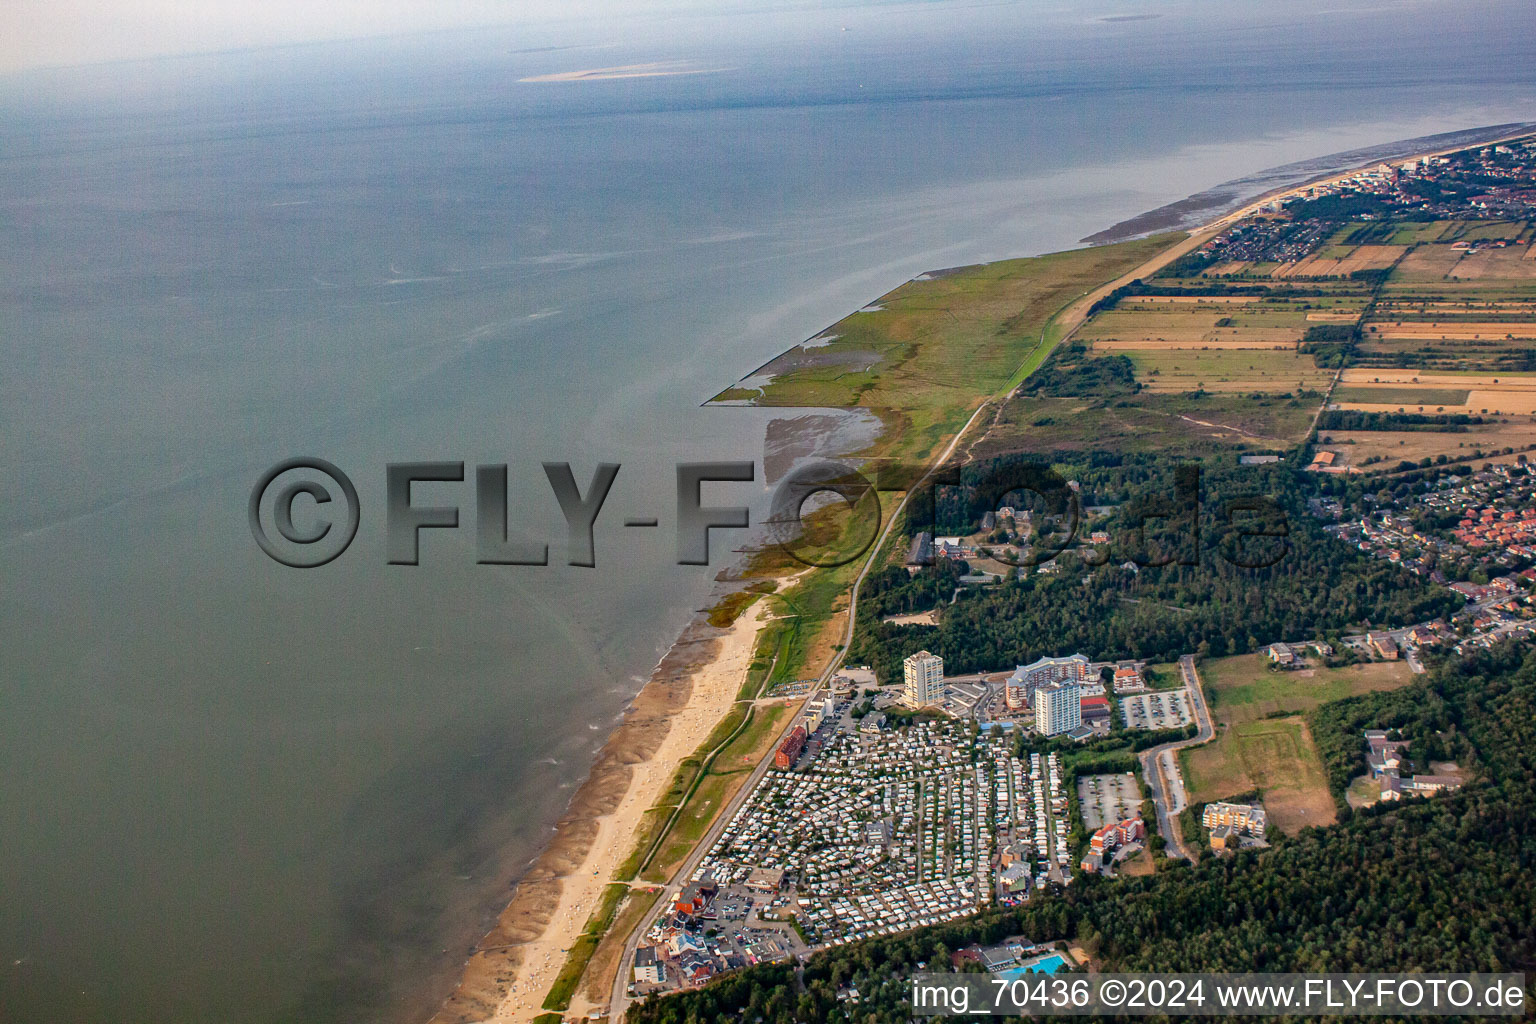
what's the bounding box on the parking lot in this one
[703,884,809,963]
[1119,689,1194,731]
[1078,772,1142,830]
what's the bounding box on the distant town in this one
[613,131,1536,1023]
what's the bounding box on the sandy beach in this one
[426,125,1536,1024]
[429,599,772,1024]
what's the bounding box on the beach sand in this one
[429,600,770,1024]
[428,125,1536,1024]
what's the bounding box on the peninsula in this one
[436,126,1536,1024]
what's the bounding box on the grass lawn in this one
[541,883,631,1011]
[1181,715,1336,834]
[712,233,1184,463]
[580,886,663,1003]
[1199,652,1412,722]
[1182,653,1413,833]
[1346,774,1383,809]
[715,703,793,770]
[1118,847,1156,876]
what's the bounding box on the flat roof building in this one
[904,650,944,708]
[1035,680,1082,737]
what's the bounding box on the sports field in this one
[1181,653,1412,834]
[1183,716,1336,834]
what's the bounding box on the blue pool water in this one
[1000,953,1068,978]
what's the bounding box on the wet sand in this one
[426,122,1536,1024]
[428,600,770,1024]
[1083,122,1536,244]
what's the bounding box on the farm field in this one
[1132,349,1334,393]
[1364,320,1536,340]
[1374,299,1536,314]
[1269,243,1403,278]
[1354,335,1536,374]
[1331,386,1472,407]
[1392,245,1471,281]
[1078,308,1306,349]
[1443,247,1536,279]
[1314,425,1536,472]
[1338,369,1536,387]
[711,233,1183,462]
[1384,220,1463,245]
[1332,369,1536,414]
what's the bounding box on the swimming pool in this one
[1030,954,1068,973]
[998,953,1068,978]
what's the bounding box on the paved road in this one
[598,134,1536,1018]
[606,402,995,1021]
[1136,655,1214,863]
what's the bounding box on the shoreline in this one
[424,122,1536,1024]
[428,599,772,1024]
[1082,121,1536,245]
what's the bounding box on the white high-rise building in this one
[1034,680,1082,736]
[903,650,944,708]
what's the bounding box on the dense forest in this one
[1021,347,1139,398]
[629,644,1536,1024]
[1317,410,1484,433]
[851,457,1460,682]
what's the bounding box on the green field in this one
[715,702,793,770]
[541,882,631,1011]
[645,770,750,881]
[977,390,1319,458]
[711,233,1184,462]
[579,886,664,1004]
[1332,385,1471,406]
[1130,349,1332,389]
[1449,220,1531,242]
[1385,221,1458,245]
[1181,653,1413,834]
[1182,715,1336,834]
[1198,652,1413,722]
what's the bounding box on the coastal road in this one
[606,399,997,1021]
[1136,655,1214,863]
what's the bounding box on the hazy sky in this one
[3,0,731,74]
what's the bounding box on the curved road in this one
[1136,655,1214,862]
[600,135,1534,1016]
[606,400,995,1021]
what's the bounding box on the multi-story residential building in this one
[903,650,944,708]
[1201,801,1267,836]
[1034,680,1081,736]
[775,725,807,769]
[1006,653,1091,711]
